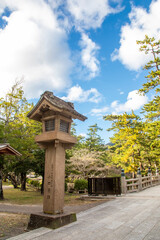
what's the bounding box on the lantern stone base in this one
[27,212,77,230]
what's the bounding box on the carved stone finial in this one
[41,91,54,98]
[137,167,141,175]
[121,169,125,177]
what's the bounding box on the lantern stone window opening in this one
[27,91,87,215]
[44,119,55,132]
[43,115,70,134]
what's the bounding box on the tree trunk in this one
[20,173,26,191]
[3,175,7,182]
[41,174,44,195]
[0,174,4,200]
[8,174,19,188]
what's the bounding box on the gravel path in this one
[0,199,110,215]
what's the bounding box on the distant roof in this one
[27,91,87,122]
[0,144,21,156]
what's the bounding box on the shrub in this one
[74,179,88,191]
[65,181,68,192]
[27,179,41,189]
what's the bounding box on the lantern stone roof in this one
[27,91,87,122]
[0,144,21,156]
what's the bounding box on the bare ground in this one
[0,198,110,239]
[0,213,29,240]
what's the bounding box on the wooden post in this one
[121,169,126,194]
[156,168,159,176]
[137,167,142,191]
[156,168,160,184]
[148,167,152,186]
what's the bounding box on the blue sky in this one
[0,0,160,143]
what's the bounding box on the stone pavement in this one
[8,185,160,240]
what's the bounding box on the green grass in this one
[2,181,12,186]
[3,188,43,205]
[1,188,81,205]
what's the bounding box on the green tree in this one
[65,123,110,181]
[104,112,160,174]
[103,112,143,174]
[137,35,160,170]
[0,82,42,191]
[65,122,86,180]
[5,112,41,190]
[137,35,160,119]
[103,35,160,175]
[139,121,160,173]
[33,148,45,194]
[85,123,104,151]
[68,149,109,180]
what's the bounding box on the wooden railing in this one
[125,178,139,193]
[121,168,160,194]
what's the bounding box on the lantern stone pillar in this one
[43,141,66,214]
[27,91,87,225]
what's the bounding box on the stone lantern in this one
[27,91,87,215]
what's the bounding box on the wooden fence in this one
[121,168,160,194]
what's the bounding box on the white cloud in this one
[66,0,123,79]
[0,0,72,98]
[90,90,148,117]
[111,90,148,113]
[62,85,102,103]
[112,0,160,70]
[90,106,109,116]
[117,89,124,95]
[0,0,123,99]
[79,33,100,79]
[79,133,87,138]
[66,0,122,30]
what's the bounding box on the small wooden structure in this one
[88,177,121,196]
[27,91,87,215]
[0,144,21,156]
[0,144,21,200]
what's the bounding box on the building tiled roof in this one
[27,91,87,121]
